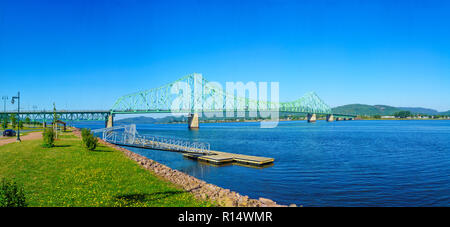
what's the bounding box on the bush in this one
[0,178,27,207]
[42,128,55,148]
[81,128,98,151]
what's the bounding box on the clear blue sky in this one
[1,0,449,112]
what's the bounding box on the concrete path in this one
[0,131,42,146]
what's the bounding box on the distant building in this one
[381,116,395,119]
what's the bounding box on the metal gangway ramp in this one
[92,124,212,154]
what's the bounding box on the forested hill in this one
[332,104,401,116]
[332,104,450,116]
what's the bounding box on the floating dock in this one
[183,150,275,166]
[115,141,275,167]
[94,124,274,168]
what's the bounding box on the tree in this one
[52,103,60,139]
[394,111,411,119]
[25,117,31,126]
[52,103,59,124]
[10,114,17,129]
[42,128,55,148]
[81,128,97,151]
[19,121,23,130]
[1,118,7,130]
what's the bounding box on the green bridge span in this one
[0,74,356,128]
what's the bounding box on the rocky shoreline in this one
[72,128,295,207]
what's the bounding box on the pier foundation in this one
[307,113,317,123]
[326,114,334,122]
[106,114,114,128]
[188,113,199,129]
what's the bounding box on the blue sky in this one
[0,0,449,112]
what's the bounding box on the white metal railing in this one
[94,124,211,154]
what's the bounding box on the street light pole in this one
[11,92,20,142]
[1,96,7,126]
[2,96,7,112]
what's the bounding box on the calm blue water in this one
[73,120,450,207]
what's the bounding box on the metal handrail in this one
[97,124,211,154]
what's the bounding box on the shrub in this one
[42,128,55,148]
[0,178,27,207]
[81,128,89,139]
[81,128,97,151]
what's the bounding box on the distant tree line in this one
[0,114,41,130]
[394,111,412,118]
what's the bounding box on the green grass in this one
[0,131,212,207]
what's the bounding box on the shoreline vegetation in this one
[0,129,211,207]
[0,127,288,207]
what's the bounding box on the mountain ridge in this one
[115,105,450,123]
[332,104,450,116]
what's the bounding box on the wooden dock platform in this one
[101,128,275,168]
[114,141,275,167]
[183,150,274,166]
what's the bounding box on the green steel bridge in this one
[0,73,356,126]
[0,110,110,122]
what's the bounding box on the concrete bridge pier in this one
[307,113,317,123]
[188,113,199,129]
[106,114,114,128]
[326,114,334,122]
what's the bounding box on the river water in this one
[73,120,450,206]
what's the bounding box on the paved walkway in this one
[0,131,43,146]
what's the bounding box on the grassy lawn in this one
[0,131,211,207]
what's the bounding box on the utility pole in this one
[11,92,20,142]
[2,96,7,112]
[1,96,7,126]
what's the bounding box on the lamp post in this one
[1,96,7,112]
[11,92,20,142]
[1,96,7,126]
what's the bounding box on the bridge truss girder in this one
[111,73,333,115]
[0,111,110,122]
